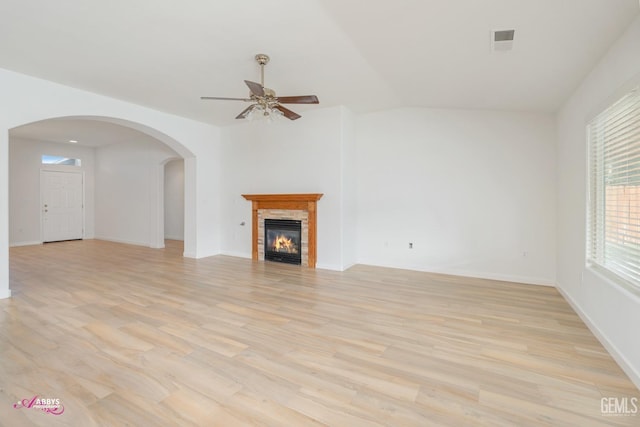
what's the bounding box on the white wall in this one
[164,159,185,240]
[556,16,640,387]
[95,139,178,247]
[219,106,353,270]
[0,124,9,298]
[0,68,222,299]
[356,108,557,285]
[340,107,358,269]
[9,138,96,246]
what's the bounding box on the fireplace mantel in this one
[242,194,323,268]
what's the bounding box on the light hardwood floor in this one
[1,240,638,426]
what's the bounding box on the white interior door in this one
[41,171,84,242]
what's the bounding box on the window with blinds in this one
[587,86,640,289]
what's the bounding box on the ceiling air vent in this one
[491,29,515,52]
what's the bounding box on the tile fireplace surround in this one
[242,194,323,268]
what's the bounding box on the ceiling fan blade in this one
[276,95,319,104]
[273,104,302,120]
[201,96,251,101]
[244,80,265,97]
[235,104,257,119]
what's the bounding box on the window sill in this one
[586,264,640,300]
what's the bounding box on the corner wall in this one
[556,16,640,387]
[340,107,358,270]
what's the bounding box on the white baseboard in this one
[10,241,42,247]
[94,236,149,247]
[164,235,184,241]
[315,263,344,271]
[182,250,220,259]
[219,251,252,259]
[355,259,555,287]
[556,285,640,390]
[0,288,12,299]
[340,261,357,271]
[431,269,555,287]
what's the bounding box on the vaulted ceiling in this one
[1,0,638,128]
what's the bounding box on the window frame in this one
[586,85,640,292]
[41,155,82,167]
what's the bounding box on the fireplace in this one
[242,193,323,268]
[264,219,302,265]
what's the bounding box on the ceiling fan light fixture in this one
[267,107,284,123]
[245,106,258,121]
[245,104,282,122]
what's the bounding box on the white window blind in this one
[587,86,640,289]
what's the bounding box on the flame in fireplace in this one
[272,234,299,254]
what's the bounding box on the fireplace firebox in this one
[264,219,302,265]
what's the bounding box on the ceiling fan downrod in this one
[255,54,269,87]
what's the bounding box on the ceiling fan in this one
[201,54,319,121]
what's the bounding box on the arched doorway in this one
[1,114,211,299]
[9,117,191,252]
[0,71,222,300]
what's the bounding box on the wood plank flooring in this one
[1,239,638,426]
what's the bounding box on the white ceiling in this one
[1,0,638,134]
